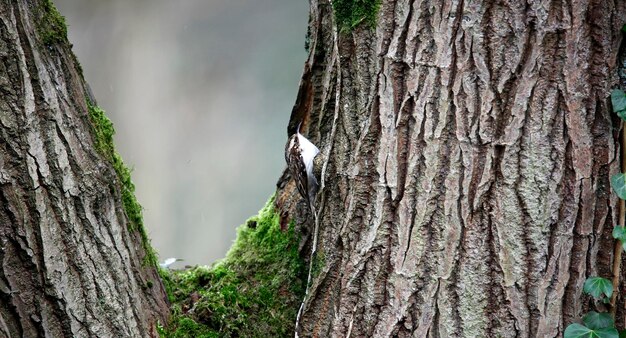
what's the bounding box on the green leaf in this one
[565,324,590,338]
[595,328,621,338]
[583,311,614,330]
[584,277,613,299]
[613,226,626,241]
[564,324,618,338]
[618,110,626,121]
[611,174,626,200]
[611,89,626,113]
[613,226,626,250]
[619,329,626,338]
[622,24,626,33]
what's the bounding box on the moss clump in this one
[332,0,381,31]
[87,103,157,267]
[37,0,68,46]
[159,195,306,337]
[310,251,325,280]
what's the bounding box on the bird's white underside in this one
[297,133,319,181]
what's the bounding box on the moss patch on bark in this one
[332,0,381,31]
[87,103,158,267]
[36,0,68,46]
[158,195,305,337]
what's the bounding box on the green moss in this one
[87,103,158,267]
[35,1,85,81]
[87,105,114,156]
[310,251,325,281]
[37,0,68,46]
[159,195,306,337]
[332,0,381,31]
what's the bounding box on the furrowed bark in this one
[0,1,168,336]
[277,0,626,337]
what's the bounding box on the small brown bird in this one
[285,123,320,213]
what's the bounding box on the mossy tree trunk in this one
[277,0,626,337]
[0,1,168,337]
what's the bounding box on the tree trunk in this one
[277,0,626,337]
[0,1,168,337]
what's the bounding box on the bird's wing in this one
[286,134,309,200]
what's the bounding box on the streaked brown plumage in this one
[285,124,320,212]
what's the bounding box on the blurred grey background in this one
[54,0,308,266]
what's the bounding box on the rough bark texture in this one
[0,1,168,337]
[277,0,626,337]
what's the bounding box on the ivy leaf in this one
[583,277,613,299]
[592,327,619,338]
[618,110,626,121]
[620,330,626,338]
[565,324,590,338]
[583,311,614,330]
[611,89,626,113]
[595,328,620,338]
[565,323,619,338]
[613,226,626,240]
[611,174,626,200]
